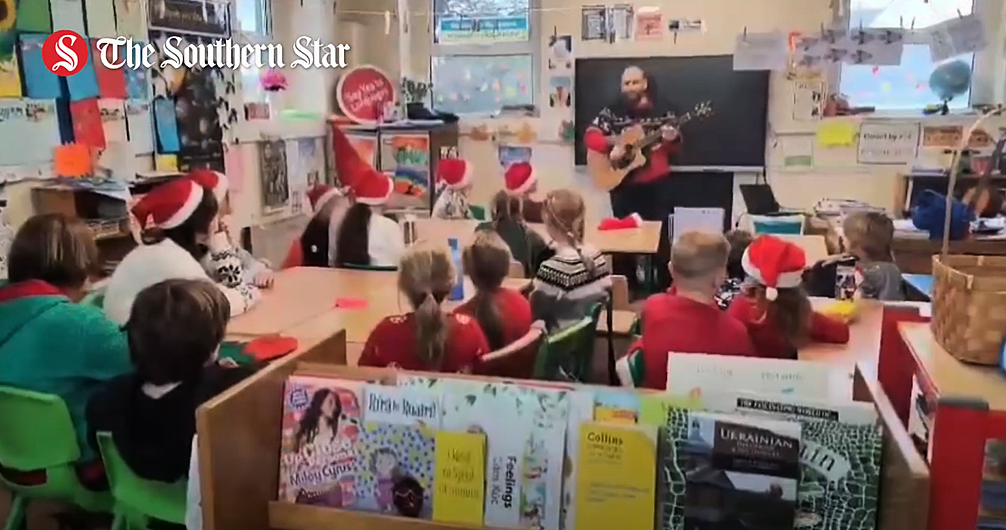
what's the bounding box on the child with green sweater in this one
[0,214,130,462]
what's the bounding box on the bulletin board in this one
[573,55,769,168]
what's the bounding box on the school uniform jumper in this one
[358,312,490,373]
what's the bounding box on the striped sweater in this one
[529,243,611,331]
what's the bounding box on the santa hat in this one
[131,178,204,230]
[187,169,228,203]
[437,158,471,190]
[307,184,343,213]
[597,213,643,231]
[504,162,536,195]
[742,235,807,301]
[352,170,393,206]
[330,124,372,189]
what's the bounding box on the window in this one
[233,0,274,104]
[431,0,537,115]
[839,0,975,111]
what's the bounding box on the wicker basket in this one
[931,255,1006,365]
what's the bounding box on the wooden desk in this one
[893,236,1006,274]
[801,299,884,372]
[414,218,662,255]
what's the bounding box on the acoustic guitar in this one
[588,101,713,192]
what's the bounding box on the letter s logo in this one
[42,30,89,77]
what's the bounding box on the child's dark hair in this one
[126,278,230,385]
[295,388,342,450]
[142,191,219,260]
[491,190,523,223]
[335,203,372,266]
[843,212,894,262]
[725,229,753,280]
[7,213,99,289]
[753,284,813,348]
[463,231,512,350]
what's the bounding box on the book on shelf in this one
[354,421,437,518]
[433,430,487,526]
[362,383,441,428]
[680,412,801,530]
[575,421,658,530]
[277,376,366,507]
[665,352,833,400]
[660,390,882,530]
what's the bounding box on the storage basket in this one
[931,107,1006,365]
[931,254,1006,364]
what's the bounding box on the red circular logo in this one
[336,66,397,124]
[42,31,89,77]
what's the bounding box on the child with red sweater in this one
[358,244,490,373]
[727,235,849,359]
[617,231,756,390]
[455,231,535,377]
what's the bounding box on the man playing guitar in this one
[584,65,683,290]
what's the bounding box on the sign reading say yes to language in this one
[666,352,832,399]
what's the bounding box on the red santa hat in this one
[307,183,343,213]
[504,162,536,195]
[742,235,807,301]
[437,158,471,190]
[131,178,204,230]
[187,169,228,203]
[352,169,393,206]
[597,213,643,231]
[330,124,372,190]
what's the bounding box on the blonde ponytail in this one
[544,189,595,274]
[398,243,457,369]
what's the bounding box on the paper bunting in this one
[54,143,96,177]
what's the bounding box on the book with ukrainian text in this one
[659,391,881,530]
[277,376,365,507]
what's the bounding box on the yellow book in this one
[432,431,486,526]
[575,422,657,530]
[638,395,703,427]
[594,406,636,424]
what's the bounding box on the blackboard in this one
[574,55,769,168]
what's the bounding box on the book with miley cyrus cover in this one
[277,376,365,507]
[659,390,882,530]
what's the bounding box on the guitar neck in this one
[632,115,689,150]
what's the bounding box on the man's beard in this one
[621,91,652,113]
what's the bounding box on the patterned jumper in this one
[529,243,611,332]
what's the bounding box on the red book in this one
[70,98,106,149]
[91,40,127,98]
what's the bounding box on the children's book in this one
[277,376,365,507]
[574,421,658,530]
[362,383,441,428]
[660,391,882,530]
[433,430,487,525]
[353,422,437,519]
[593,388,640,424]
[680,412,801,530]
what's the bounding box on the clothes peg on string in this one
[911,17,915,30]
[957,8,964,18]
[742,26,747,42]
[385,10,391,35]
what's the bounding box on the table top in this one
[414,218,663,255]
[900,322,1006,412]
[902,273,934,300]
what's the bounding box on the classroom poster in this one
[0,20,21,98]
[792,81,824,121]
[223,147,244,193]
[856,121,919,165]
[634,9,663,41]
[922,125,963,148]
[546,35,573,71]
[608,4,633,41]
[0,99,61,166]
[70,98,107,150]
[51,0,86,34]
[125,100,154,154]
[152,97,180,153]
[816,121,857,148]
[284,141,306,215]
[16,0,53,32]
[777,135,814,168]
[794,26,905,68]
[19,34,61,99]
[581,5,607,41]
[92,40,127,98]
[298,138,324,188]
[381,133,430,209]
[925,13,987,62]
[115,0,147,40]
[84,0,117,36]
[259,140,289,212]
[548,76,572,109]
[99,99,128,145]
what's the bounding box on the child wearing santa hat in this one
[280,183,351,268]
[330,125,405,268]
[726,235,849,359]
[432,158,473,220]
[103,178,260,325]
[503,162,544,223]
[187,169,273,288]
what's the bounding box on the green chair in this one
[338,263,398,272]
[630,315,642,336]
[533,303,603,382]
[469,205,487,221]
[96,433,187,530]
[0,386,112,530]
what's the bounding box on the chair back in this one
[479,327,545,379]
[0,386,80,471]
[338,263,398,272]
[533,303,602,381]
[751,215,804,235]
[469,205,487,221]
[96,432,187,525]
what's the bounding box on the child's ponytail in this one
[414,292,449,367]
[398,244,456,369]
